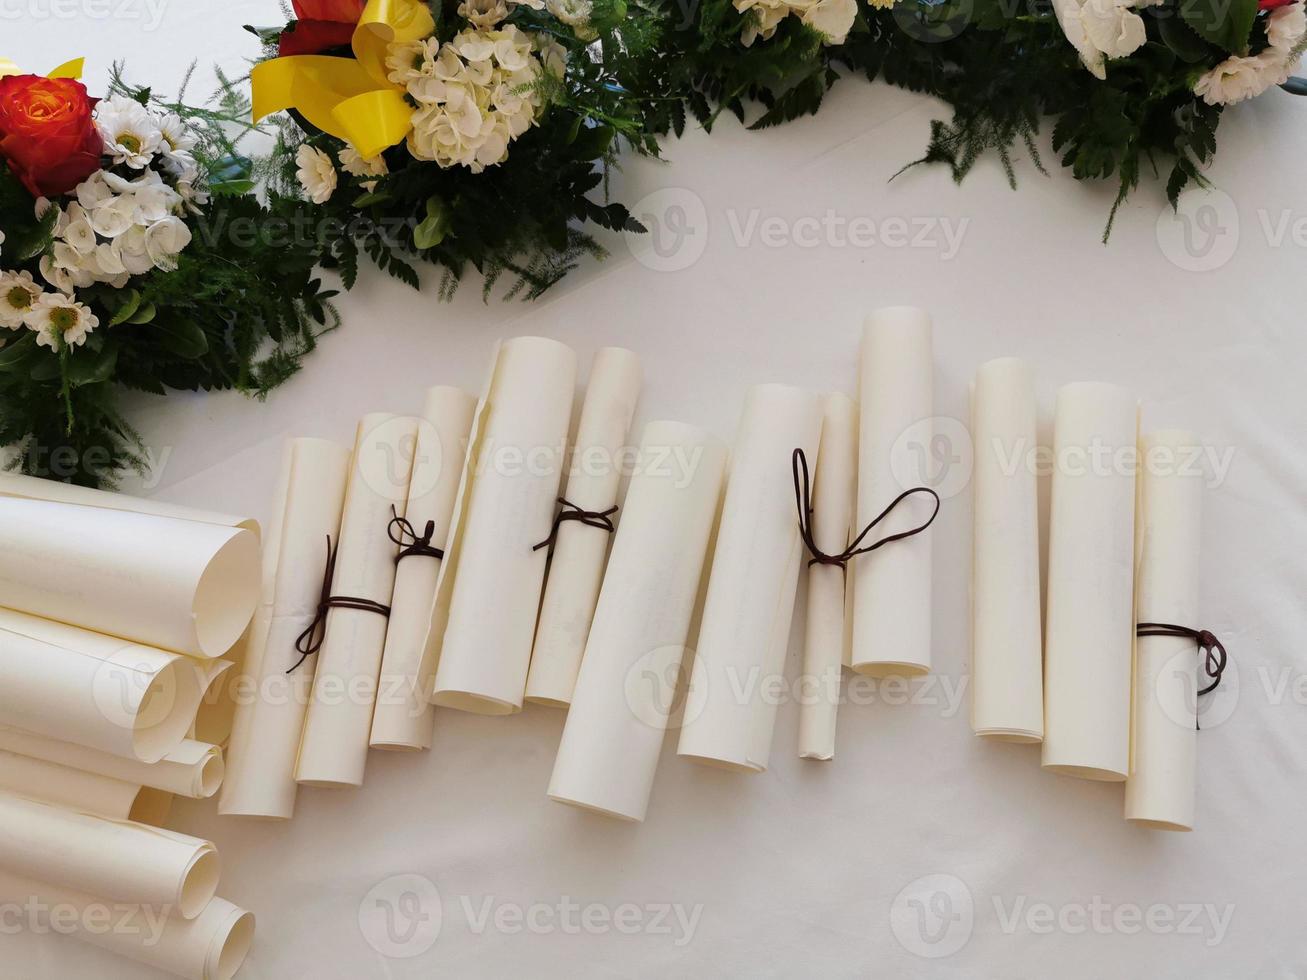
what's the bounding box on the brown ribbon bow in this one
[288,535,392,674]
[792,447,939,569]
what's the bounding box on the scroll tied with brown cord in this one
[388,504,444,562]
[792,447,939,569]
[288,535,392,673]
[532,497,618,553]
[1136,622,1228,729]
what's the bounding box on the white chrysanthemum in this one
[400,26,548,173]
[1194,53,1276,104]
[295,144,338,204]
[0,269,43,329]
[28,292,98,350]
[154,111,197,171]
[96,95,163,169]
[1267,1,1307,51]
[340,145,390,178]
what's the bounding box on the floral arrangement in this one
[0,62,335,487]
[249,0,657,298]
[625,0,1305,231]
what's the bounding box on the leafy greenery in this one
[0,73,335,487]
[254,0,656,300]
[623,0,1299,236]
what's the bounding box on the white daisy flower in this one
[96,96,163,169]
[295,144,338,204]
[29,292,99,349]
[0,270,43,329]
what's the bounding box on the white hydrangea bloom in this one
[399,25,550,173]
[340,145,390,178]
[28,292,99,350]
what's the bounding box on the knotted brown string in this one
[532,497,618,552]
[1136,622,1228,729]
[288,535,392,674]
[388,505,443,562]
[792,447,940,569]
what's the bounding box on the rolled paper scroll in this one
[0,870,254,980]
[190,658,236,745]
[0,472,258,534]
[0,608,203,763]
[370,387,477,751]
[0,791,220,919]
[851,306,935,676]
[0,749,145,821]
[1125,430,1204,830]
[0,729,223,798]
[798,393,858,761]
[220,438,350,818]
[527,347,643,707]
[296,414,418,788]
[0,495,259,660]
[677,384,823,773]
[548,422,727,821]
[428,337,578,715]
[971,357,1044,742]
[1041,382,1138,780]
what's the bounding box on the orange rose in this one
[0,74,103,198]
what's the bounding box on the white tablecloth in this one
[13,8,1307,977]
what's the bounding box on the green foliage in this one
[256,4,655,299]
[0,74,333,488]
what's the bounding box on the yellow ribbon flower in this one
[251,0,434,159]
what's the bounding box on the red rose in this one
[0,75,102,198]
[1260,0,1294,8]
[279,0,366,56]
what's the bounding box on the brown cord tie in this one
[288,535,392,673]
[792,447,940,569]
[1136,622,1228,729]
[532,497,618,552]
[388,505,444,562]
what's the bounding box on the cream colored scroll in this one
[0,870,254,980]
[0,472,258,533]
[296,415,418,787]
[971,357,1044,742]
[220,438,350,818]
[677,384,823,773]
[0,728,223,798]
[370,387,477,750]
[190,658,236,746]
[852,306,935,676]
[1125,430,1204,830]
[0,791,220,919]
[0,496,259,660]
[1041,382,1138,780]
[798,393,857,761]
[527,347,643,707]
[548,422,726,821]
[0,608,202,763]
[429,337,578,715]
[0,749,145,820]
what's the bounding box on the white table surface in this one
[13,6,1307,977]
